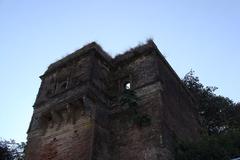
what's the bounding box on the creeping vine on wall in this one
[120,89,151,127]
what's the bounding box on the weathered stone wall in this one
[25,99,94,160]
[34,54,93,106]
[154,51,200,142]
[88,52,112,160]
[110,52,173,160]
[26,50,97,160]
[26,40,200,160]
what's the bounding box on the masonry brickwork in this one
[25,40,201,160]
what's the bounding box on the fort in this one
[25,40,200,160]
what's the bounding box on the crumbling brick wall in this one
[25,40,200,160]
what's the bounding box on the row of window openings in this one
[47,81,68,95]
[59,81,131,91]
[47,80,131,96]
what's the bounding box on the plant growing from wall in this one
[120,89,151,127]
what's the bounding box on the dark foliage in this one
[225,103,240,130]
[182,70,237,135]
[120,89,139,109]
[175,130,240,160]
[0,139,25,160]
[0,141,12,160]
[175,70,240,159]
[120,89,151,127]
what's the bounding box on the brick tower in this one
[25,40,200,160]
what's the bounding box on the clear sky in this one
[0,0,239,142]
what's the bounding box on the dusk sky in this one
[0,0,239,142]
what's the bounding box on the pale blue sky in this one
[0,0,239,142]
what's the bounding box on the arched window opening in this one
[124,82,131,90]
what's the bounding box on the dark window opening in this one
[47,116,52,122]
[50,78,55,84]
[60,82,67,89]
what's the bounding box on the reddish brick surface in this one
[25,40,200,160]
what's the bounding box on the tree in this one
[175,130,240,160]
[175,70,240,160]
[225,103,240,131]
[0,140,12,160]
[182,70,234,135]
[0,138,25,160]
